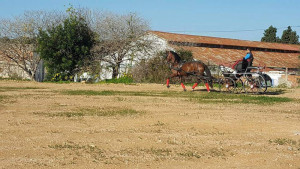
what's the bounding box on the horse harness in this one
[169,61,203,77]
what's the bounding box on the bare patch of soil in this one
[0,81,299,169]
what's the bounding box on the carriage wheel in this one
[244,78,257,94]
[234,78,244,94]
[258,74,267,93]
[244,75,267,94]
[218,77,235,93]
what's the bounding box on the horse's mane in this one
[170,51,181,63]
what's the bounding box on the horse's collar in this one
[169,62,184,71]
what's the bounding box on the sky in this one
[1,0,299,41]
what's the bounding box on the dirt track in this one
[0,80,299,169]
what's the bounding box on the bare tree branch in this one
[0,10,66,80]
[91,12,154,78]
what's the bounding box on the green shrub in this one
[132,49,195,84]
[99,73,133,84]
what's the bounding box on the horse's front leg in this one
[166,78,170,88]
[166,75,175,88]
[166,72,177,88]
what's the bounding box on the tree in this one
[281,26,299,44]
[176,48,194,62]
[92,12,152,79]
[132,51,170,83]
[261,25,280,43]
[0,11,65,81]
[132,49,194,83]
[37,9,95,81]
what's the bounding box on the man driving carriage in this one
[232,48,254,73]
[243,48,254,70]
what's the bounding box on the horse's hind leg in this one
[205,82,211,92]
[192,82,198,91]
[192,78,201,91]
[204,78,211,92]
[180,77,187,91]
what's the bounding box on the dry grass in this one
[0,81,299,169]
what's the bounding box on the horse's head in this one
[165,51,173,63]
[166,51,180,64]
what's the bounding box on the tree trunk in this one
[26,70,36,82]
[112,66,119,79]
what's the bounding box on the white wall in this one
[98,33,173,80]
[0,61,30,79]
[266,71,284,87]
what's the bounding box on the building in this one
[1,31,299,86]
[148,31,300,87]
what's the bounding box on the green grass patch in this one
[43,80,73,84]
[34,108,144,117]
[80,108,143,117]
[141,148,172,157]
[269,138,300,151]
[61,89,292,105]
[97,76,134,84]
[61,90,166,97]
[0,86,43,92]
[178,151,201,158]
[269,138,298,146]
[189,92,292,105]
[0,77,31,81]
[49,141,105,160]
[0,95,7,102]
[62,90,118,96]
[153,121,166,126]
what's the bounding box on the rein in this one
[168,62,182,71]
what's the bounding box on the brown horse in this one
[166,51,213,92]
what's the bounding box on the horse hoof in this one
[183,89,187,92]
[167,85,170,88]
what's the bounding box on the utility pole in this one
[285,67,288,83]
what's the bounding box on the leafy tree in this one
[37,9,95,81]
[176,48,194,62]
[132,49,194,83]
[261,25,280,43]
[132,51,170,83]
[281,26,299,44]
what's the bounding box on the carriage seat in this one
[231,58,253,73]
[231,59,243,72]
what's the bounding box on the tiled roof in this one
[150,31,300,52]
[175,46,299,69]
[150,31,300,69]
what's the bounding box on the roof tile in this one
[150,31,300,69]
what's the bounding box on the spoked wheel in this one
[258,74,267,93]
[244,75,267,94]
[234,78,244,94]
[218,77,235,93]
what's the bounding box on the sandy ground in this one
[0,80,299,169]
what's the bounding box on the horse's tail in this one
[203,64,213,88]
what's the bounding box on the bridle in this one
[166,51,182,71]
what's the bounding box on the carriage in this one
[165,51,273,94]
[216,60,273,94]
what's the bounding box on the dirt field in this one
[0,80,299,169]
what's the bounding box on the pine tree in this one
[261,26,280,43]
[289,31,299,44]
[281,26,299,44]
